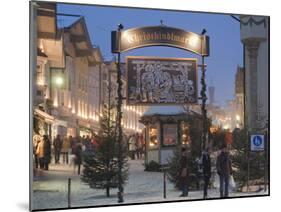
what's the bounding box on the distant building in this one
[234,66,244,128]
[240,15,269,131]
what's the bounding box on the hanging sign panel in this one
[126,56,198,105]
[250,134,265,152]
[112,26,209,56]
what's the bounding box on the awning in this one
[34,108,54,123]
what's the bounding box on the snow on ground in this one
[142,106,186,116]
[32,159,268,210]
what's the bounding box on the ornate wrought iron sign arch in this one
[112,25,210,203]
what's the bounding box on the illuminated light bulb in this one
[188,35,200,47]
[236,115,240,121]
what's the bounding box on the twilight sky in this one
[57,3,243,106]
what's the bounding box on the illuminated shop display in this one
[162,124,177,146]
[181,122,191,145]
[149,125,158,147]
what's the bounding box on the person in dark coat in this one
[43,135,51,170]
[216,144,232,198]
[179,147,189,197]
[75,142,83,175]
[53,135,62,164]
[202,147,212,199]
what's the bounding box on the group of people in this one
[33,134,99,175]
[179,144,233,199]
[33,134,51,170]
[33,131,146,176]
[128,133,145,160]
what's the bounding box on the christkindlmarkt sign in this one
[112,26,209,56]
[126,56,198,105]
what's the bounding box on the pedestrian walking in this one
[33,133,41,169]
[139,133,145,159]
[216,144,233,198]
[179,147,189,197]
[36,137,45,169]
[84,135,93,152]
[69,137,78,167]
[91,135,99,152]
[61,136,71,164]
[53,134,62,164]
[43,135,51,170]
[75,142,83,175]
[135,133,141,159]
[202,147,212,199]
[128,134,136,160]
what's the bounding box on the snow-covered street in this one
[32,159,268,210]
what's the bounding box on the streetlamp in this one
[52,74,64,107]
[236,115,240,122]
[48,69,65,137]
[54,76,64,87]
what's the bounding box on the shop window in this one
[181,122,191,145]
[149,125,158,148]
[36,64,44,85]
[162,124,177,146]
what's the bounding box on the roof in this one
[142,106,187,116]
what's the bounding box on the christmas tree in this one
[167,117,203,190]
[81,103,128,197]
[232,127,266,191]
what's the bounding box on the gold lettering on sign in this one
[124,30,199,49]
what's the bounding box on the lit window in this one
[162,124,177,146]
[181,122,191,145]
[149,125,158,148]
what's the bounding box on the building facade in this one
[240,15,269,132]
[34,4,146,141]
[59,17,103,137]
[34,3,64,138]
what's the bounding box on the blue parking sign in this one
[250,134,265,151]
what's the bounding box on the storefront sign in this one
[126,56,198,105]
[112,26,209,56]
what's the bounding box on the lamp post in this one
[200,29,208,151]
[116,23,124,203]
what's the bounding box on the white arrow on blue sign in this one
[250,134,265,151]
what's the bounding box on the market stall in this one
[140,106,202,166]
